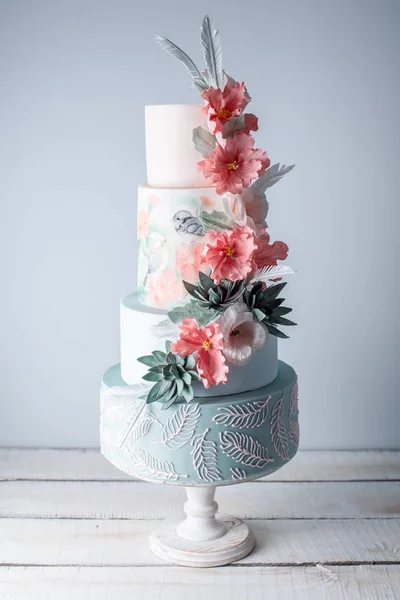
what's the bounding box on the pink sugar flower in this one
[220,303,266,365]
[176,241,208,284]
[147,269,187,308]
[198,133,271,195]
[253,232,289,270]
[201,225,257,284]
[202,82,250,135]
[171,319,228,388]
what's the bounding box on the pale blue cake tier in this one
[100,361,299,486]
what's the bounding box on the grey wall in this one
[1,0,399,448]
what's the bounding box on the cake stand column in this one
[176,486,227,541]
[149,484,255,568]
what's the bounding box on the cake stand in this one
[100,361,299,567]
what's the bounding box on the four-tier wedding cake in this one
[101,16,299,490]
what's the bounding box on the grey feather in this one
[154,35,208,91]
[200,15,223,89]
[251,164,295,194]
[173,211,204,236]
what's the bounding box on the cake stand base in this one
[149,486,254,567]
[149,516,254,567]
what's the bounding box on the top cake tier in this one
[145,104,213,188]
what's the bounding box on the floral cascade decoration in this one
[138,15,296,410]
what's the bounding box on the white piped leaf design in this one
[213,396,271,429]
[127,409,160,445]
[128,448,187,481]
[230,467,247,481]
[151,319,180,340]
[289,379,300,448]
[219,431,274,468]
[270,393,290,460]
[191,428,222,482]
[156,404,201,450]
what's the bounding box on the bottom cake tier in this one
[100,361,299,486]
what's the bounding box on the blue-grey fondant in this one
[100,361,299,486]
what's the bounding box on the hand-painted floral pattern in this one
[147,269,187,308]
[176,241,208,284]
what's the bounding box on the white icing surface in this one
[145,105,213,188]
[120,293,278,398]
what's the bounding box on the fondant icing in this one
[120,292,279,397]
[101,361,299,486]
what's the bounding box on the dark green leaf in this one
[181,384,194,402]
[181,372,191,386]
[146,380,171,403]
[182,280,198,295]
[166,352,176,365]
[176,378,184,396]
[187,369,201,381]
[273,306,293,317]
[152,350,166,364]
[269,315,297,327]
[165,340,172,353]
[263,282,287,300]
[266,323,289,339]
[198,271,214,292]
[149,365,163,374]
[142,371,163,382]
[137,355,159,368]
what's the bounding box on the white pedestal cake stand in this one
[149,486,254,567]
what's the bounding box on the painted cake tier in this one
[137,184,223,309]
[100,361,299,486]
[120,292,278,397]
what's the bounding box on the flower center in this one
[227,161,239,171]
[224,246,234,257]
[216,108,232,120]
[230,329,241,336]
[202,340,212,351]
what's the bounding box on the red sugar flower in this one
[171,319,228,388]
[201,225,257,284]
[202,82,250,135]
[253,232,289,270]
[198,133,271,195]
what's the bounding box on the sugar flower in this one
[176,241,208,284]
[202,82,250,135]
[171,318,228,388]
[147,269,187,308]
[220,303,266,365]
[201,225,257,284]
[198,133,271,195]
[253,232,289,270]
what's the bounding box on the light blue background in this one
[0,0,399,448]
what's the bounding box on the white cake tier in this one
[120,292,278,398]
[137,184,223,309]
[145,105,212,188]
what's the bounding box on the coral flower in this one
[201,225,257,284]
[220,304,266,365]
[198,133,271,195]
[176,241,208,284]
[201,81,250,135]
[171,319,228,388]
[147,269,187,308]
[253,232,289,269]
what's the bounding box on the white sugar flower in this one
[220,303,267,365]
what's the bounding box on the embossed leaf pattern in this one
[191,428,222,482]
[213,396,271,429]
[128,448,187,481]
[289,378,300,448]
[270,393,290,460]
[230,467,247,481]
[219,431,273,468]
[157,404,201,450]
[102,395,136,423]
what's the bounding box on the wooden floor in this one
[0,449,399,599]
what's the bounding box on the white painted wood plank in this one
[1,481,399,519]
[0,565,399,600]
[1,518,399,566]
[1,449,399,481]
